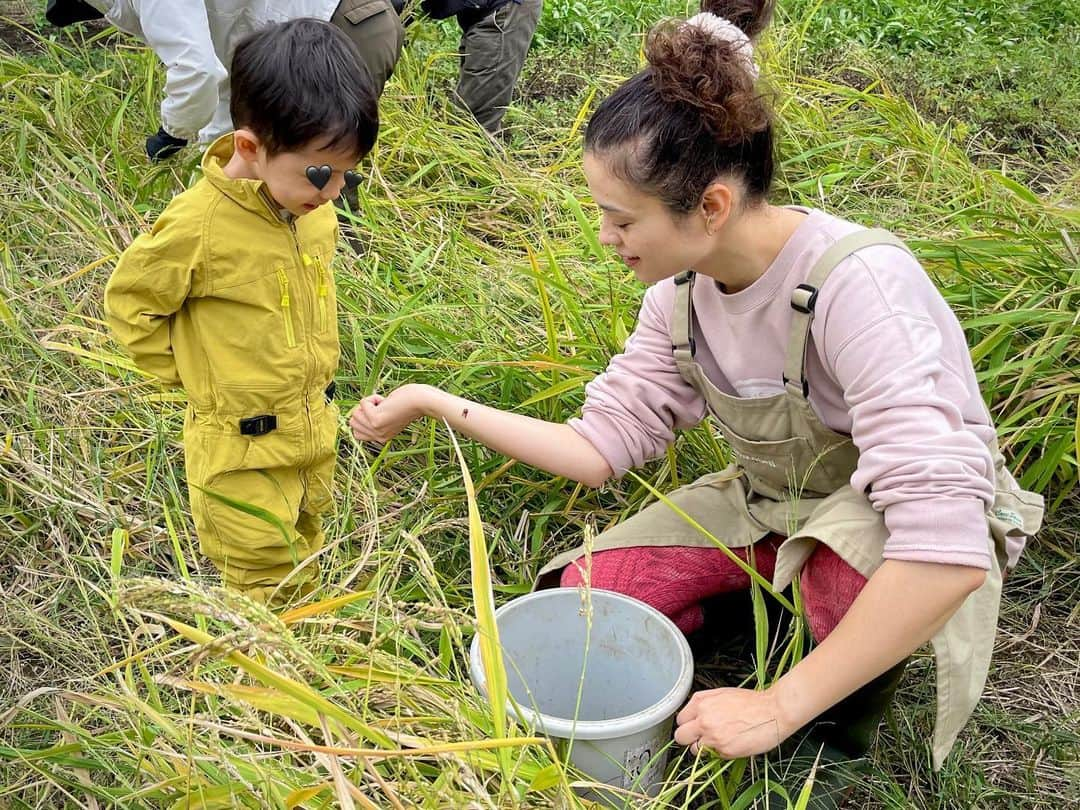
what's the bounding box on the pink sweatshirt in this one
[570,208,1017,570]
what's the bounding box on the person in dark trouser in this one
[420,0,542,134]
[45,1,403,161]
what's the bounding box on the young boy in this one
[105,19,379,603]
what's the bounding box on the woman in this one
[349,0,1043,783]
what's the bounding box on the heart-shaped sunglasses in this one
[305,164,362,191]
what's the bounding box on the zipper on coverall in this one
[288,219,316,507]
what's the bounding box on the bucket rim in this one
[469,588,695,740]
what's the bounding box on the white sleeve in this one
[134,0,228,140]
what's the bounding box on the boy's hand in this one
[349,385,431,443]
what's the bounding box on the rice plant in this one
[0,4,1076,808]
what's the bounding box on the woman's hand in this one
[673,560,985,761]
[348,384,433,443]
[348,384,613,486]
[673,686,793,759]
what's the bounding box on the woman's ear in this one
[232,128,261,163]
[700,181,735,235]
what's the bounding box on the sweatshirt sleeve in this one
[104,206,200,388]
[817,248,995,568]
[135,0,227,140]
[569,284,708,477]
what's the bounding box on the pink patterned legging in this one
[559,534,867,642]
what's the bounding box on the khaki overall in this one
[537,229,1045,767]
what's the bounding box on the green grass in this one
[0,2,1078,808]
[779,0,1080,193]
[780,0,1080,53]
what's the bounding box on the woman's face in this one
[583,151,711,284]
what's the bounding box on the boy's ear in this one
[232,129,262,162]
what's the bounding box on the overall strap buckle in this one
[671,336,697,356]
[790,283,818,314]
[239,414,277,436]
[671,270,698,357]
[782,374,809,397]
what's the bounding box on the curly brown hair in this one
[585,1,775,213]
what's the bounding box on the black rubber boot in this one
[688,590,794,664]
[778,737,868,810]
[779,657,910,809]
[684,591,908,808]
[803,657,910,758]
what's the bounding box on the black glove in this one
[45,0,104,27]
[145,127,188,161]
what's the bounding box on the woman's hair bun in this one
[645,1,774,142]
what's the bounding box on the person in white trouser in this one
[46,0,403,160]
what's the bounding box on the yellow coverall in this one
[105,135,341,602]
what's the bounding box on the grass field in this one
[0,1,1077,807]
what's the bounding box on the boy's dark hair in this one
[230,18,379,159]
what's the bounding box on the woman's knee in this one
[558,547,643,591]
[800,543,867,642]
[557,538,782,601]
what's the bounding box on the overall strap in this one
[782,229,913,398]
[670,270,698,382]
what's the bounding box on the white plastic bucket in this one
[469,588,694,802]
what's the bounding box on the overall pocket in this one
[713,418,843,499]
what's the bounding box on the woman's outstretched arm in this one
[348,383,614,488]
